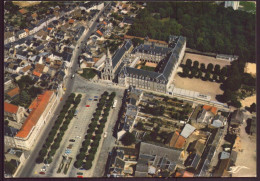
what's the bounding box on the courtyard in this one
[182,53,231,68]
[173,74,223,102]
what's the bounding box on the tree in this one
[86,153,95,161]
[207,63,214,72]
[221,67,228,76]
[219,75,226,82]
[229,99,241,108]
[120,132,136,146]
[76,153,85,160]
[190,68,197,78]
[197,70,202,78]
[20,90,31,105]
[213,74,218,81]
[36,156,44,163]
[249,103,256,113]
[4,161,16,174]
[200,63,206,72]
[182,66,189,77]
[74,160,83,168]
[136,121,144,130]
[214,64,221,75]
[204,72,210,81]
[84,161,92,170]
[39,148,48,157]
[193,61,199,69]
[186,59,192,68]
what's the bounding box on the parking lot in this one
[32,74,125,178]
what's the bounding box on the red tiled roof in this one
[24,29,29,33]
[19,8,28,15]
[93,57,100,63]
[7,87,20,98]
[96,30,103,36]
[183,171,194,177]
[103,21,107,25]
[203,105,217,115]
[68,19,74,24]
[35,63,45,73]
[22,65,32,73]
[4,102,19,114]
[33,71,41,77]
[16,91,54,138]
[47,27,53,31]
[169,131,186,149]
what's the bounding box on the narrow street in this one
[16,3,109,177]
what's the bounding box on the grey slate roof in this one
[121,36,186,84]
[136,142,182,174]
[4,126,19,137]
[180,124,196,138]
[231,109,244,125]
[112,40,132,68]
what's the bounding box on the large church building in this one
[100,35,186,93]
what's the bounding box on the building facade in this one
[224,1,240,10]
[118,36,186,93]
[14,90,57,150]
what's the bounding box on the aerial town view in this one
[4,1,256,178]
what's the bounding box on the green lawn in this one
[140,65,155,72]
[81,68,97,79]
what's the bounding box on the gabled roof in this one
[16,91,54,138]
[4,102,19,114]
[111,40,132,68]
[33,70,41,77]
[7,87,20,98]
[19,8,28,15]
[203,105,217,115]
[180,124,196,138]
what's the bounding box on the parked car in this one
[104,132,107,138]
[77,175,83,178]
[71,74,75,78]
[69,139,75,142]
[86,105,90,107]
[39,172,45,175]
[77,172,83,175]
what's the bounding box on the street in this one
[16,4,109,178]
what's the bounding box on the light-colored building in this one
[224,1,240,10]
[14,91,57,150]
[118,35,186,93]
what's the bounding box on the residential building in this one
[7,87,20,99]
[5,148,26,164]
[4,102,26,124]
[166,131,186,149]
[230,109,244,127]
[197,105,217,124]
[4,126,19,148]
[211,115,226,128]
[14,91,57,150]
[135,142,183,177]
[107,147,138,177]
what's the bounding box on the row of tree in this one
[36,93,82,164]
[74,91,116,170]
[180,59,228,83]
[128,2,255,63]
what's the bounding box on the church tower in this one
[101,49,114,81]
